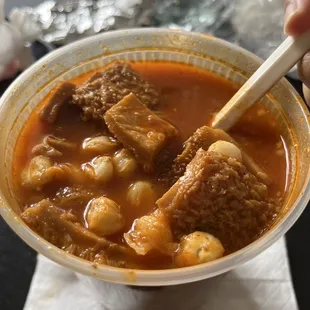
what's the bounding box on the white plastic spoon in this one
[212,30,310,131]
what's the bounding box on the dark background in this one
[1,1,310,310]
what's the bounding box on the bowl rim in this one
[1,28,310,286]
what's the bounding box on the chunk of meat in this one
[105,93,178,172]
[124,209,175,255]
[174,231,225,267]
[154,138,183,173]
[21,200,131,265]
[72,61,159,121]
[40,82,76,124]
[86,197,125,236]
[52,186,97,209]
[157,149,279,253]
[46,136,76,151]
[160,126,270,186]
[32,135,76,158]
[56,163,86,184]
[21,156,86,190]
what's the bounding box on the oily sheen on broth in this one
[13,61,288,270]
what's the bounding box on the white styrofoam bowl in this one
[0,28,309,286]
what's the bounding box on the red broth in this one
[13,62,288,269]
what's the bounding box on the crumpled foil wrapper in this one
[24,0,153,45]
[20,0,296,77]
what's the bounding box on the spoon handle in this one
[212,30,310,131]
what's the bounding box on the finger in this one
[297,47,310,107]
[284,0,310,36]
[0,59,19,81]
[298,52,310,88]
[302,83,310,106]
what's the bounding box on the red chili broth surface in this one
[12,61,289,269]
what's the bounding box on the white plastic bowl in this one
[0,28,309,286]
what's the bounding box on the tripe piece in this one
[32,135,76,158]
[160,126,270,185]
[22,199,130,262]
[72,61,159,121]
[40,82,76,124]
[157,148,278,253]
[105,93,178,172]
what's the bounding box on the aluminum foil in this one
[18,0,294,76]
[23,0,154,45]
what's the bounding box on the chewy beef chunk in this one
[160,126,270,186]
[21,200,110,249]
[40,82,76,124]
[157,149,279,253]
[21,200,131,265]
[104,93,178,172]
[32,135,76,158]
[72,61,159,121]
[52,186,98,209]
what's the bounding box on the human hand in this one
[0,0,41,82]
[285,0,310,105]
[0,59,20,81]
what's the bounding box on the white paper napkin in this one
[24,238,298,310]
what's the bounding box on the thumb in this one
[0,59,19,81]
[284,0,310,36]
[302,83,310,106]
[298,53,310,106]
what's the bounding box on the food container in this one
[0,29,309,286]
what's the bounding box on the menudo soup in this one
[13,61,288,269]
